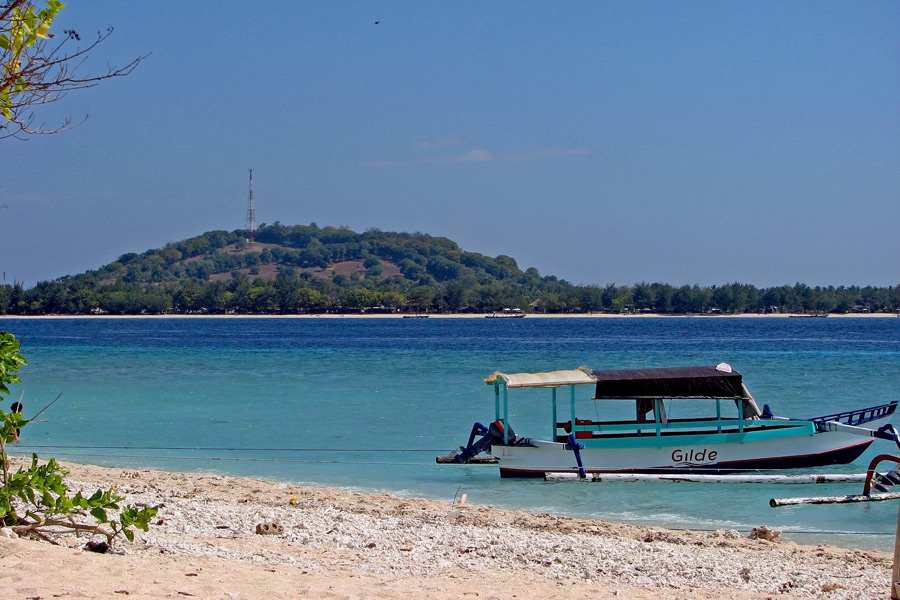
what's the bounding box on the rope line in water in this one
[14,445,447,453]
[686,527,893,537]
[8,451,442,467]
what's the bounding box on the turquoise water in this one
[3,316,900,550]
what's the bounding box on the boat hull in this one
[491,427,882,478]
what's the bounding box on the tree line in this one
[1,224,897,316]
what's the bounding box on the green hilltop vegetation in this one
[1,223,897,316]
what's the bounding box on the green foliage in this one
[0,330,158,547]
[0,224,898,316]
[0,455,158,544]
[0,331,26,395]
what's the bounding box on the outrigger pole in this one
[546,472,867,484]
[770,491,900,507]
[770,453,900,507]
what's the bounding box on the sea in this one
[2,315,899,551]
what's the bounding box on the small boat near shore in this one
[439,363,899,478]
[485,308,525,319]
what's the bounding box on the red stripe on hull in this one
[498,441,874,478]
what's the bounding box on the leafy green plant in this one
[0,328,26,394]
[0,330,158,547]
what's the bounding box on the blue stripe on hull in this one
[498,441,874,479]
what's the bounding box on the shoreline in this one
[1,312,896,319]
[1,458,893,599]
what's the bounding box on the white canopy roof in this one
[484,368,596,389]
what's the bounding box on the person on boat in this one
[8,401,22,442]
[636,398,668,425]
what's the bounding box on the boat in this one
[485,308,525,319]
[439,363,899,478]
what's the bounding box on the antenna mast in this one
[245,168,256,243]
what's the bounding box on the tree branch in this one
[1,2,149,138]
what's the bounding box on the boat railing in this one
[557,417,814,440]
[809,401,897,431]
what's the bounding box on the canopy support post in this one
[570,385,577,431]
[503,385,509,445]
[654,399,662,437]
[551,388,558,440]
[716,400,722,433]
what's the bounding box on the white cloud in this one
[506,147,590,161]
[414,139,462,150]
[457,149,494,162]
[360,145,584,167]
[419,148,495,164]
[353,158,405,167]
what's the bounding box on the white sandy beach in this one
[0,458,895,600]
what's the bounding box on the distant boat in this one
[789,314,828,318]
[486,308,525,319]
[402,314,429,319]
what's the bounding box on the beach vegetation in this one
[0,330,158,547]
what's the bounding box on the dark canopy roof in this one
[592,364,749,400]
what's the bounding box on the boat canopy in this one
[485,368,595,389]
[593,363,755,401]
[593,363,762,419]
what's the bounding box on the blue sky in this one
[1,1,898,288]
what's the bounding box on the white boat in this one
[441,363,899,478]
[485,308,525,319]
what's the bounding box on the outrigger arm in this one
[815,421,900,450]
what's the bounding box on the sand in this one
[0,459,896,600]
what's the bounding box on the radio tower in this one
[245,168,256,243]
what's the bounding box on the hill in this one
[10,223,561,315]
[0,223,897,315]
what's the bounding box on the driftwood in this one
[12,516,122,545]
